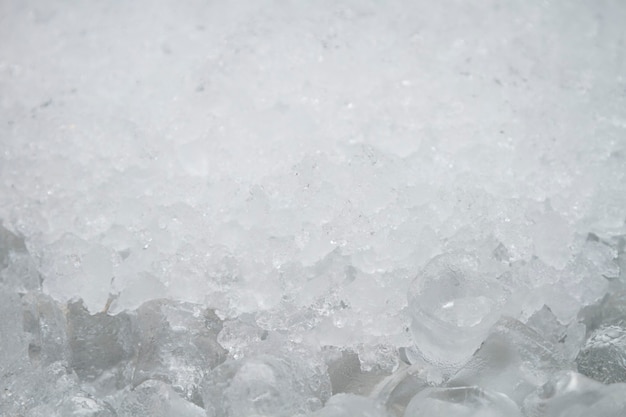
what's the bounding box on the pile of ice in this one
[1,0,626,416]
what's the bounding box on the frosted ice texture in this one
[0,0,625,415]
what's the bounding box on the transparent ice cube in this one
[118,379,204,417]
[407,252,508,371]
[201,353,329,417]
[132,299,227,405]
[370,362,429,417]
[310,393,392,417]
[448,317,567,404]
[66,300,136,392]
[325,348,389,396]
[523,371,626,417]
[21,292,69,366]
[404,386,522,417]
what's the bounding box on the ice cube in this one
[576,325,626,384]
[1,361,110,417]
[310,393,392,417]
[132,299,227,405]
[201,353,329,417]
[448,317,567,405]
[21,292,69,366]
[404,386,522,417]
[407,252,508,371]
[56,394,118,417]
[118,379,204,417]
[369,362,429,417]
[578,288,626,331]
[66,300,136,392]
[0,288,29,376]
[0,222,26,268]
[523,371,626,417]
[323,348,389,396]
[525,304,586,362]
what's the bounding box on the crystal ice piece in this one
[21,292,69,366]
[118,379,204,417]
[407,252,508,371]
[202,354,328,417]
[578,288,626,331]
[525,304,586,362]
[310,393,392,417]
[0,289,29,375]
[1,361,113,417]
[56,394,118,417]
[325,348,388,396]
[523,371,626,417]
[0,223,40,291]
[404,386,522,417]
[448,317,566,404]
[370,363,428,417]
[132,299,227,405]
[0,222,25,268]
[66,300,136,391]
[576,325,626,383]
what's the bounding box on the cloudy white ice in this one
[1,0,626,416]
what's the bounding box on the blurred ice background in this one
[1,0,625,416]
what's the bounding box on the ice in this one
[54,394,117,417]
[118,380,204,417]
[311,393,392,417]
[0,223,40,291]
[1,361,114,417]
[448,317,567,405]
[21,292,69,366]
[0,288,29,379]
[370,363,429,416]
[403,386,522,417]
[1,0,626,415]
[526,305,586,362]
[66,300,136,392]
[576,325,626,384]
[523,371,626,417]
[40,234,119,313]
[132,299,227,405]
[324,348,390,396]
[407,252,509,371]
[201,353,330,417]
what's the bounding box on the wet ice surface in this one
[1,0,626,416]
